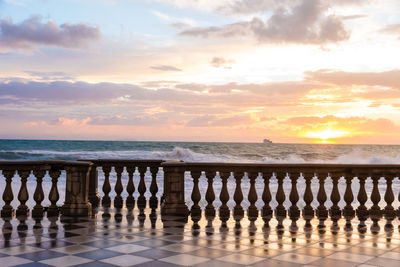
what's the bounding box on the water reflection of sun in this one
[305,128,350,144]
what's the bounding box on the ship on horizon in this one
[263,138,272,143]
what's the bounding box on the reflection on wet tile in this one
[272,252,320,264]
[0,245,43,256]
[74,248,122,260]
[0,256,33,266]
[217,253,265,265]
[50,244,97,254]
[160,254,210,266]
[326,252,374,263]
[39,255,93,266]
[379,251,400,260]
[188,247,232,259]
[0,207,399,267]
[365,256,400,266]
[100,254,152,266]
[310,258,358,267]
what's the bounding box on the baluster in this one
[247,172,259,221]
[356,175,368,221]
[275,173,286,219]
[370,176,382,230]
[137,166,147,208]
[288,173,300,221]
[149,166,159,208]
[302,173,314,226]
[398,176,400,221]
[343,176,355,227]
[329,174,342,227]
[219,171,230,221]
[261,172,273,225]
[316,173,328,226]
[126,166,135,208]
[1,170,16,218]
[101,165,112,207]
[114,166,124,208]
[205,171,216,217]
[233,172,244,218]
[32,170,46,217]
[16,170,30,216]
[190,171,202,217]
[383,175,395,227]
[47,170,61,216]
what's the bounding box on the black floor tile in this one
[75,249,123,260]
[18,250,67,261]
[132,248,180,259]
[81,239,124,248]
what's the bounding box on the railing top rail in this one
[79,159,164,167]
[161,161,400,175]
[0,160,92,170]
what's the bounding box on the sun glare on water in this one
[305,128,350,144]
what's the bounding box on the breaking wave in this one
[1,146,400,164]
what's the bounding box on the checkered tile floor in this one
[1,207,400,267]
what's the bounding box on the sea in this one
[1,139,400,210]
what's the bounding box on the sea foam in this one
[1,146,400,164]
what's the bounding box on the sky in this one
[1,0,400,144]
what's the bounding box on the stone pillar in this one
[61,163,93,217]
[88,166,101,208]
[161,161,189,217]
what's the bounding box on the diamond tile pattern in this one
[0,207,399,267]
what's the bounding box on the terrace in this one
[1,159,400,266]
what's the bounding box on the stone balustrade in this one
[81,159,164,210]
[1,160,400,228]
[0,160,92,218]
[161,162,400,228]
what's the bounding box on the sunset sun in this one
[305,128,350,143]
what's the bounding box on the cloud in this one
[25,71,75,81]
[340,14,367,20]
[88,114,169,126]
[181,0,349,45]
[219,0,295,15]
[0,16,101,50]
[305,69,400,89]
[0,78,321,110]
[220,0,367,15]
[186,114,255,127]
[3,69,400,109]
[140,80,179,88]
[25,117,91,127]
[380,24,400,39]
[210,56,235,68]
[150,65,182,71]
[0,81,142,104]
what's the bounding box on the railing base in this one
[161,203,189,217]
[61,203,92,217]
[89,193,101,208]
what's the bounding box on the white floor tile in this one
[100,255,152,266]
[160,254,210,266]
[40,255,93,266]
[326,252,374,263]
[272,252,320,264]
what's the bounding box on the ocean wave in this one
[0,147,242,162]
[261,149,400,164]
[1,146,400,164]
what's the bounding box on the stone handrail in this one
[160,161,400,227]
[0,160,92,218]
